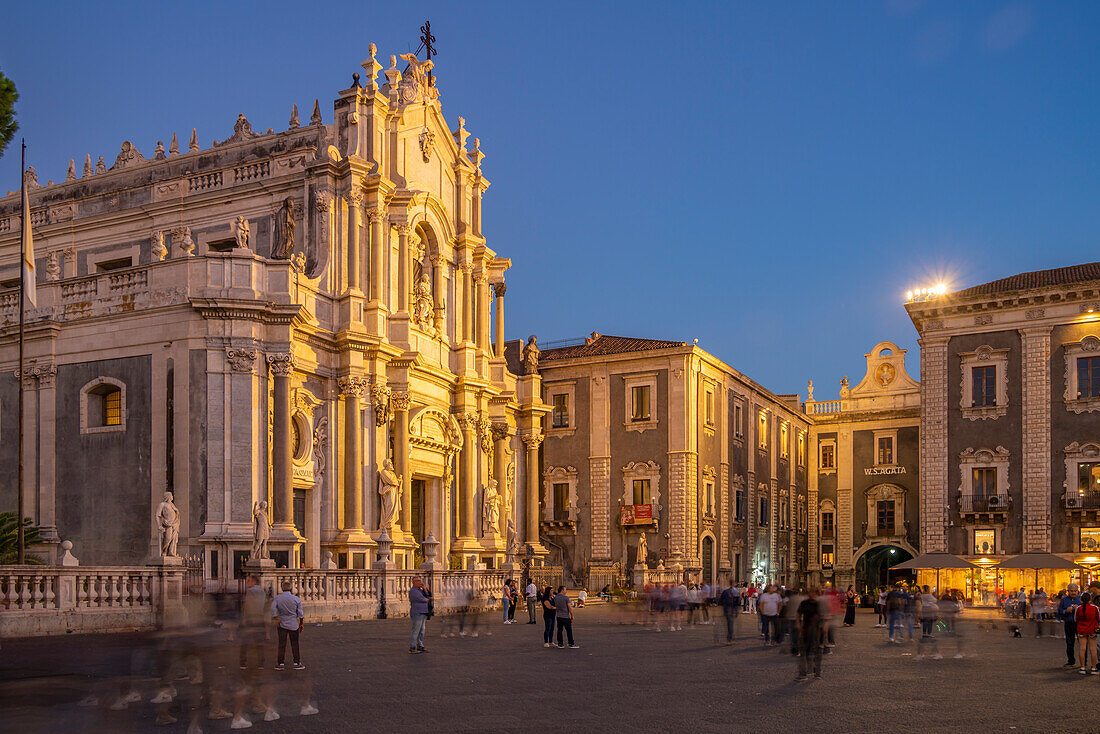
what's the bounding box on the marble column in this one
[346,192,363,292]
[392,392,413,537]
[458,413,478,539]
[367,206,385,303]
[522,432,543,545]
[492,423,512,535]
[476,273,491,353]
[339,376,368,531]
[267,353,295,530]
[461,264,473,343]
[492,282,506,357]
[431,254,446,333]
[396,223,411,313]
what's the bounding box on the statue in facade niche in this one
[506,517,517,553]
[636,532,647,568]
[483,480,501,535]
[251,500,270,560]
[233,216,250,249]
[272,197,296,259]
[156,492,180,558]
[413,272,434,328]
[523,335,540,374]
[378,459,402,529]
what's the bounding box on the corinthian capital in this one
[346,190,364,210]
[266,353,294,376]
[338,375,369,398]
[456,411,479,431]
[492,282,507,298]
[365,205,386,223]
[521,432,544,450]
[390,391,413,412]
[491,422,513,441]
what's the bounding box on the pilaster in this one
[1021,326,1053,551]
[919,335,950,552]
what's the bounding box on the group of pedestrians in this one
[871,582,967,658]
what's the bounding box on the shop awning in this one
[891,552,977,570]
[996,552,1080,570]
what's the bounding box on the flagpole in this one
[17,138,26,565]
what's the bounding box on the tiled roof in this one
[540,333,688,361]
[952,262,1100,298]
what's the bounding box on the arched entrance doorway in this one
[701,536,714,584]
[855,545,914,593]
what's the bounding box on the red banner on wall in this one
[620,504,654,525]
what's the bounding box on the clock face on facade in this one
[876,363,896,386]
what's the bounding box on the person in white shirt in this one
[525,580,539,624]
[758,585,783,645]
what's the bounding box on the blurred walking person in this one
[795,588,825,681]
[239,575,268,671]
[719,583,740,645]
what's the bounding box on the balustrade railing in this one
[959,494,1011,513]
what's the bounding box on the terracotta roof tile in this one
[952,262,1100,298]
[540,334,688,361]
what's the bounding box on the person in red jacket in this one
[1075,592,1100,675]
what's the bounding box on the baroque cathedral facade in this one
[0,46,547,577]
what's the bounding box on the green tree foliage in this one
[0,512,43,565]
[0,70,18,160]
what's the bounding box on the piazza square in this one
[1,4,1099,732]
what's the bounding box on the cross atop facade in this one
[418,20,437,84]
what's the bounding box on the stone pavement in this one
[0,607,1095,733]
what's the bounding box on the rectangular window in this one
[704,481,715,515]
[551,393,569,428]
[972,467,996,499]
[632,479,650,506]
[821,545,834,566]
[758,496,769,527]
[821,511,835,538]
[1081,462,1100,496]
[820,444,835,470]
[780,422,789,457]
[704,389,714,426]
[877,436,894,465]
[104,390,122,426]
[972,365,997,407]
[797,432,806,465]
[735,489,745,522]
[1080,357,1100,399]
[1081,528,1100,553]
[631,385,651,421]
[758,411,768,449]
[734,402,743,437]
[876,500,895,536]
[779,500,788,529]
[974,529,996,555]
[553,482,570,521]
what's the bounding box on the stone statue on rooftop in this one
[523,335,540,374]
[272,197,296,259]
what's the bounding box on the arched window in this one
[80,377,127,434]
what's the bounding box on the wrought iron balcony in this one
[1064,492,1100,510]
[959,494,1010,516]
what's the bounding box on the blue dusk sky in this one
[2,1,1097,398]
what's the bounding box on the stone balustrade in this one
[805,400,843,415]
[1,564,510,637]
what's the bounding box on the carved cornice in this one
[338,375,369,398]
[266,352,294,376]
[20,360,57,389]
[225,347,257,373]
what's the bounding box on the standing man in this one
[409,576,432,653]
[795,588,825,681]
[719,583,741,645]
[1058,583,1082,668]
[553,586,579,649]
[758,585,782,645]
[525,579,539,624]
[270,582,304,670]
